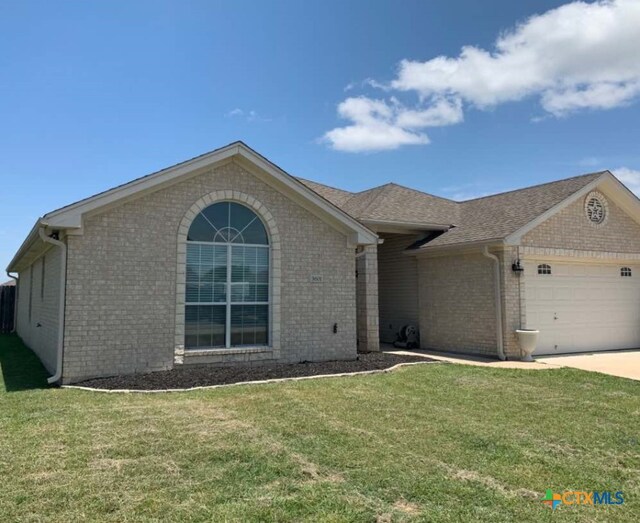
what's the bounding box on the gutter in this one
[5,271,19,332]
[361,219,453,230]
[482,246,506,361]
[406,238,504,257]
[37,227,67,384]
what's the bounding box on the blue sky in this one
[2,0,640,272]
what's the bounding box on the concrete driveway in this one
[536,350,640,381]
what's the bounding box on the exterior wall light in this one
[512,259,524,273]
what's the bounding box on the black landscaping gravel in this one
[75,352,434,390]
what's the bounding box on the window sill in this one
[185,346,272,356]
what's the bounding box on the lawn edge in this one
[61,360,440,394]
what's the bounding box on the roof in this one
[7,139,621,273]
[425,172,605,248]
[297,180,460,227]
[7,141,379,273]
[299,171,610,248]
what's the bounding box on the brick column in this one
[356,244,380,352]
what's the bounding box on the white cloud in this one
[322,96,463,153]
[614,167,640,195]
[392,0,640,115]
[395,98,464,129]
[324,0,640,152]
[322,97,430,152]
[226,108,270,122]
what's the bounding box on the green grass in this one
[0,334,638,522]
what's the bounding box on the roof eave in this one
[6,220,44,273]
[406,238,506,256]
[14,142,377,271]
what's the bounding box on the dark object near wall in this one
[0,285,16,333]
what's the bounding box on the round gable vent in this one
[584,192,608,226]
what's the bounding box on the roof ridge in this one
[459,171,608,204]
[353,182,394,195]
[383,182,457,204]
[354,183,397,218]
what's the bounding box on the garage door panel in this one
[525,261,640,355]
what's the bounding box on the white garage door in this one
[525,260,640,355]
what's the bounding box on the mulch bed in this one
[75,352,434,391]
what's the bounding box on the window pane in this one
[201,202,229,232]
[244,247,257,283]
[230,305,268,346]
[185,305,199,348]
[240,219,269,245]
[200,266,214,283]
[186,243,200,264]
[256,248,269,266]
[185,305,225,349]
[197,305,213,347]
[214,247,227,264]
[213,283,227,302]
[256,284,269,302]
[199,283,213,302]
[186,283,199,303]
[186,244,228,303]
[231,284,245,302]
[230,203,259,239]
[187,214,215,242]
[231,246,244,282]
[255,305,268,345]
[256,267,268,284]
[213,266,226,283]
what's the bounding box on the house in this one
[7,142,640,384]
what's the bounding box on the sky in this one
[2,0,640,272]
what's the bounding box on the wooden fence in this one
[0,285,16,334]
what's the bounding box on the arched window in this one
[537,264,551,275]
[185,202,269,349]
[621,267,632,277]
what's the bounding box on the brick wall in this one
[417,253,498,356]
[356,244,379,352]
[500,246,524,359]
[16,247,62,374]
[522,192,640,251]
[62,160,356,383]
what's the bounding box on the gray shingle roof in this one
[297,180,459,226]
[298,171,607,248]
[426,172,604,248]
[296,178,355,208]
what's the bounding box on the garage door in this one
[524,260,640,355]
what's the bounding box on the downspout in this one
[5,271,19,332]
[482,246,506,361]
[38,227,67,384]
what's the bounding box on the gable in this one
[43,143,376,243]
[522,188,640,253]
[8,142,377,272]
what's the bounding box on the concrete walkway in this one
[386,348,552,370]
[536,351,640,381]
[386,346,640,380]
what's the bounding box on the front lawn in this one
[0,334,638,522]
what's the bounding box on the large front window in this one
[185,201,269,349]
